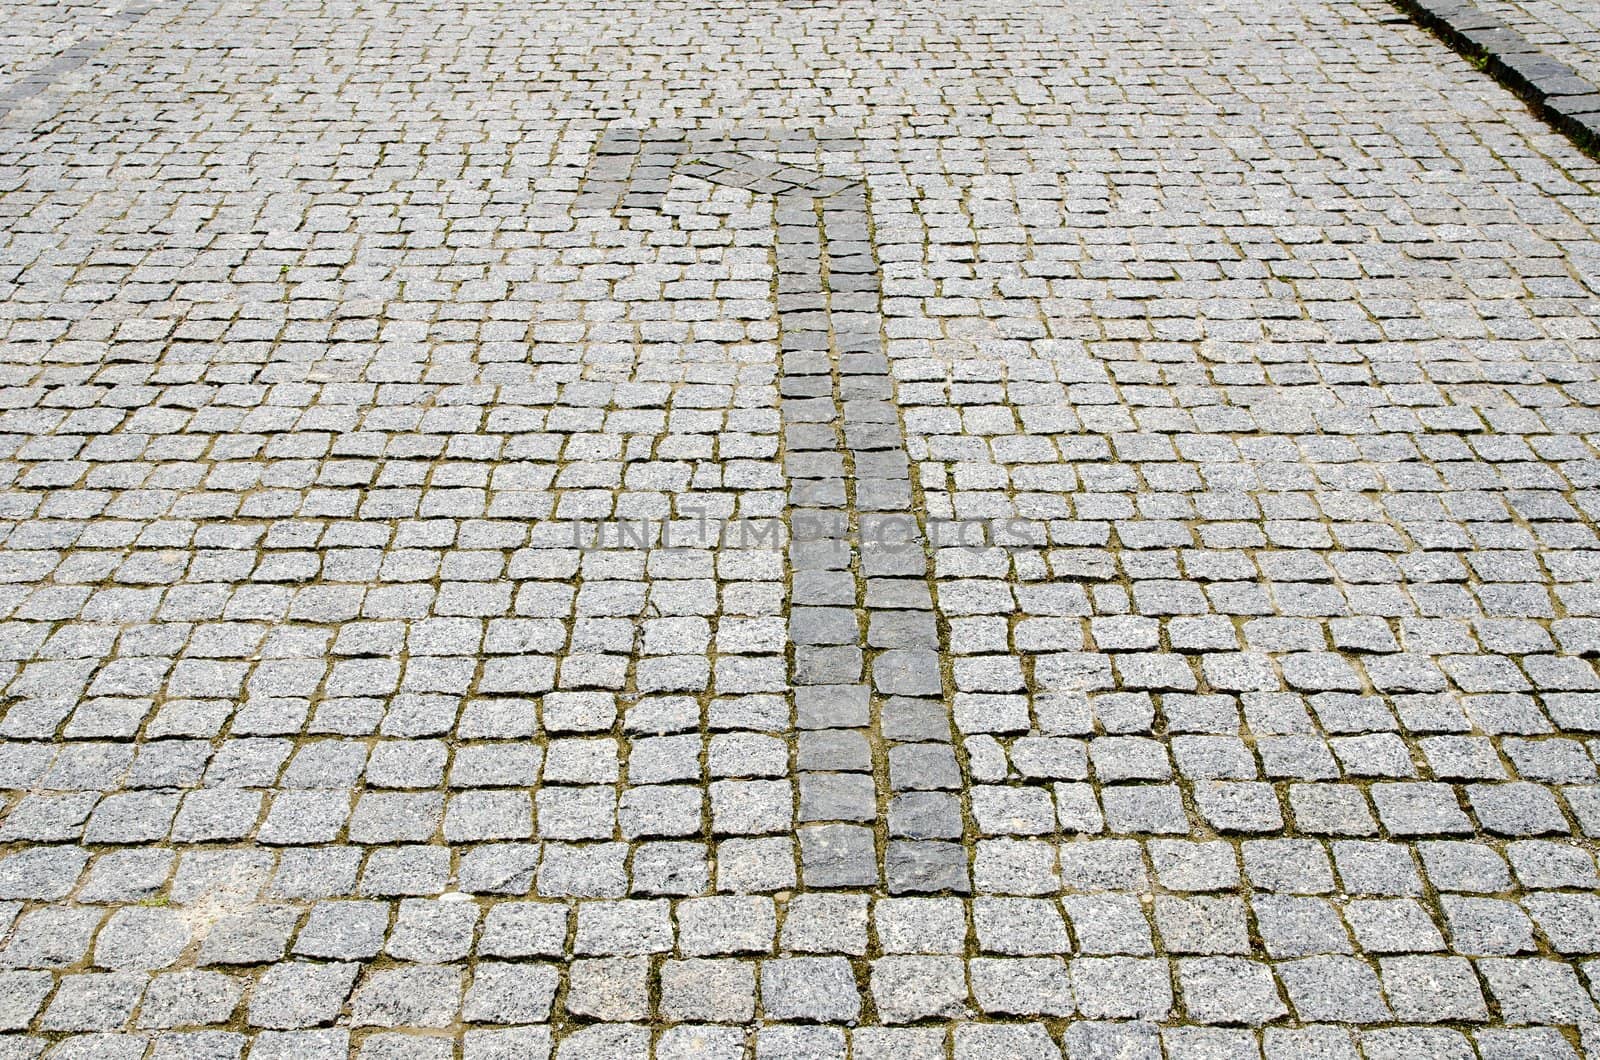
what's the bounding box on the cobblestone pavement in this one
[1477,0,1600,92]
[4,0,1600,1055]
[0,0,151,119]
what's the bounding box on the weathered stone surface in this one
[1,0,1599,1049]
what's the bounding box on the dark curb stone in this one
[1388,0,1600,157]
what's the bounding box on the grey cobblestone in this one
[2,0,1600,1050]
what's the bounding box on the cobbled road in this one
[2,0,1600,1056]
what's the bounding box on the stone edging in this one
[0,1,155,122]
[1389,0,1600,156]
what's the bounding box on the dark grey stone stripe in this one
[580,127,971,894]
[806,183,971,897]
[0,3,155,120]
[1390,0,1600,155]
